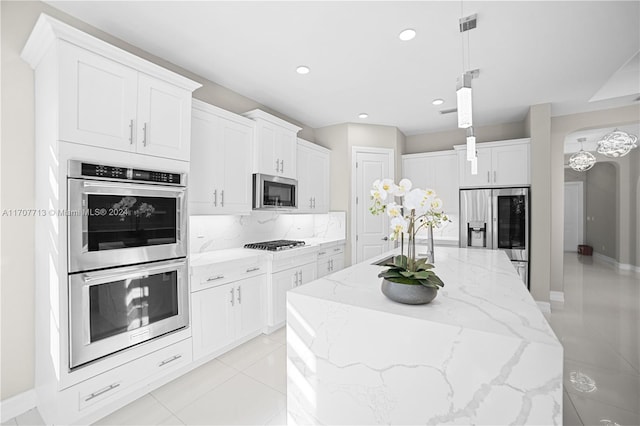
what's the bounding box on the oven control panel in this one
[79,162,182,185]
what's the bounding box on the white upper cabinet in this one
[297,139,330,213]
[190,100,254,215]
[402,150,460,241]
[456,138,530,187]
[22,16,201,161]
[243,109,301,179]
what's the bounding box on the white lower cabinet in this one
[191,274,266,360]
[271,260,317,326]
[317,244,345,278]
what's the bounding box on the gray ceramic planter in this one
[381,279,438,305]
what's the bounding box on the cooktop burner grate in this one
[244,240,306,251]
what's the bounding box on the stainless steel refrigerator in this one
[459,187,530,287]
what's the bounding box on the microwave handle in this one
[82,259,186,284]
[82,182,185,193]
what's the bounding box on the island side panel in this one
[286,292,563,425]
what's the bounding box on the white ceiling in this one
[46,1,640,136]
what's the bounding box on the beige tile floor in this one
[5,254,638,425]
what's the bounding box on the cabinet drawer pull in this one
[318,251,326,256]
[158,354,182,367]
[333,248,341,252]
[246,267,260,273]
[85,383,120,402]
[206,275,224,282]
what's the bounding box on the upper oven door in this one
[68,179,187,272]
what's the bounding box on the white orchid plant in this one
[370,178,449,289]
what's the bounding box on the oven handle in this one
[82,181,186,192]
[82,259,187,285]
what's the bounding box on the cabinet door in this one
[191,284,235,360]
[254,122,280,175]
[298,262,317,286]
[317,257,331,278]
[190,110,222,214]
[458,148,492,188]
[220,118,253,214]
[311,149,330,213]
[137,73,192,161]
[491,144,530,186]
[296,144,313,213]
[59,43,137,151]
[235,275,266,339]
[276,129,297,179]
[271,269,297,326]
[330,254,345,273]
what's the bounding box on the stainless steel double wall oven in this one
[67,160,189,369]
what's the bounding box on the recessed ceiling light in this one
[358,113,369,119]
[296,65,310,75]
[398,29,416,41]
[432,98,444,106]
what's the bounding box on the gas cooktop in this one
[244,240,306,251]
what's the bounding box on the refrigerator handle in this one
[490,191,497,250]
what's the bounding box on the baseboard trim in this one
[550,291,565,303]
[536,301,551,314]
[0,389,36,422]
[593,252,640,273]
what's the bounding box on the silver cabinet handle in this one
[331,259,334,271]
[221,190,224,207]
[487,171,490,183]
[275,159,280,172]
[333,248,341,252]
[318,251,326,256]
[310,197,313,208]
[85,383,120,402]
[129,119,134,145]
[214,189,218,207]
[230,288,235,306]
[158,354,182,367]
[237,286,242,304]
[493,171,497,182]
[246,267,260,273]
[313,197,316,208]
[280,159,284,173]
[294,270,299,286]
[206,275,224,282]
[142,122,148,146]
[299,269,303,285]
[327,261,331,272]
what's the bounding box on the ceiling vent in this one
[459,14,477,32]
[439,108,458,115]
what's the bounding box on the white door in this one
[564,181,584,252]
[353,148,394,263]
[137,73,192,160]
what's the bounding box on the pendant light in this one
[596,129,638,158]
[457,72,473,129]
[569,138,596,172]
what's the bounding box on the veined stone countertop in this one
[286,246,563,425]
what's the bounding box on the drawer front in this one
[77,338,192,411]
[272,252,318,273]
[192,259,264,292]
[317,244,344,260]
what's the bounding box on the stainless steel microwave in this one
[253,173,298,210]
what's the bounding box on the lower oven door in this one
[69,258,189,369]
[68,178,187,273]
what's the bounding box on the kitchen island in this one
[286,246,562,425]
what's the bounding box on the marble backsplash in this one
[189,211,346,254]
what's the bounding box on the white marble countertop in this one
[290,246,559,347]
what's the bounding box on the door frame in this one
[351,146,395,265]
[563,181,584,252]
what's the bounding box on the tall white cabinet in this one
[243,109,301,179]
[402,150,460,243]
[21,14,201,425]
[190,100,254,215]
[297,138,330,213]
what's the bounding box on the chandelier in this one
[569,138,596,172]
[596,129,638,158]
